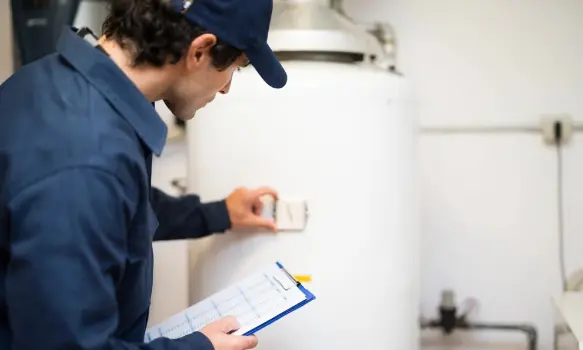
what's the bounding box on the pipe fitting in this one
[421,290,538,350]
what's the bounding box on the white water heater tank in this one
[186,2,419,349]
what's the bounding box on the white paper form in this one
[144,263,308,342]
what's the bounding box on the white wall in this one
[342,1,583,349]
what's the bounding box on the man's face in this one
[163,34,248,121]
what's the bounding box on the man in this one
[0,0,287,349]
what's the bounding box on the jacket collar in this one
[55,27,167,156]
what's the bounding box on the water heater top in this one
[267,0,382,58]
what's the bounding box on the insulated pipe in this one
[11,0,81,66]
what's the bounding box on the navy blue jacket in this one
[0,27,232,349]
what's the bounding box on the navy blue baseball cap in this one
[174,0,287,89]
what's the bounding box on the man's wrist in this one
[201,200,232,233]
[181,331,215,350]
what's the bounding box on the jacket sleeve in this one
[6,167,214,350]
[150,187,232,241]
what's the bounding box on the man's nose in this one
[219,79,232,94]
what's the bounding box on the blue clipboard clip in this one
[239,261,316,336]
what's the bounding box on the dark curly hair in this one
[101,0,242,70]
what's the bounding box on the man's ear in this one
[188,34,217,65]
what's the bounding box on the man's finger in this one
[252,198,264,216]
[231,335,259,349]
[218,316,240,333]
[252,217,277,232]
[251,186,279,200]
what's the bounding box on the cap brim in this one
[245,42,287,89]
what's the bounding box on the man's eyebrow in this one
[241,58,251,67]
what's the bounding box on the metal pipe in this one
[422,291,538,350]
[460,322,537,350]
[421,319,538,350]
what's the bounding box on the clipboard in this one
[240,261,316,336]
[144,261,316,342]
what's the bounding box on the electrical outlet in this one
[540,115,573,146]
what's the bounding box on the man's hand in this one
[225,187,278,232]
[200,316,259,350]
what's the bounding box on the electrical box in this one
[11,0,81,67]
